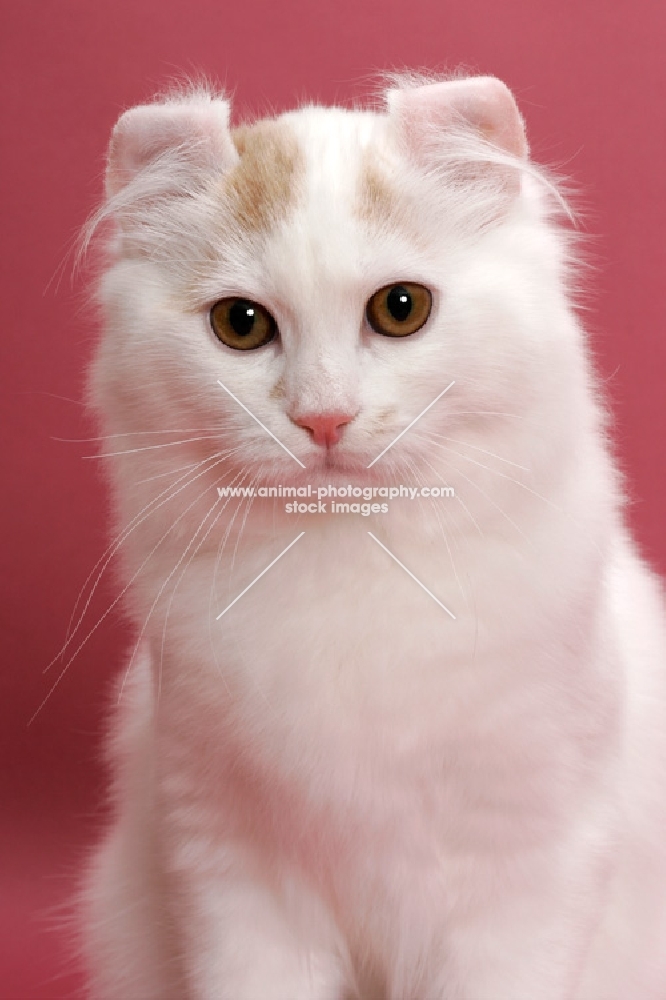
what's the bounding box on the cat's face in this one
[92,78,577,509]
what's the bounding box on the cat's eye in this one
[366,283,432,338]
[210,298,277,351]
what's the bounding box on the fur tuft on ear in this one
[386,76,528,162]
[106,95,239,198]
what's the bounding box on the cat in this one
[77,73,666,999]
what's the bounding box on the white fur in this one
[79,78,666,999]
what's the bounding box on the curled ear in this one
[386,76,528,195]
[106,95,239,197]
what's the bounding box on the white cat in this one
[78,74,666,998]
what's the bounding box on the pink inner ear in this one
[106,100,239,197]
[387,77,528,161]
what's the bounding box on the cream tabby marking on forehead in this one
[223,121,303,235]
[357,147,413,236]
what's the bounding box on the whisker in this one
[58,456,220,665]
[427,449,532,547]
[48,450,234,673]
[229,471,261,575]
[135,459,211,485]
[428,437,604,559]
[154,496,232,710]
[424,432,530,471]
[418,453,485,539]
[430,441,563,513]
[403,456,467,607]
[19,390,86,408]
[118,470,248,704]
[446,410,525,420]
[31,459,233,726]
[52,427,229,443]
[115,637,145,708]
[155,470,259,707]
[84,435,225,459]
[207,465,257,691]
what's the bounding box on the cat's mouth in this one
[305,448,399,484]
[323,450,348,470]
[302,447,370,477]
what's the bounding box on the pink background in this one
[2,1,665,996]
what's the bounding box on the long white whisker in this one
[441,457,531,547]
[51,450,234,671]
[114,637,144,712]
[418,453,485,539]
[154,470,257,707]
[85,435,225,459]
[135,459,211,485]
[431,441,563,513]
[29,460,233,726]
[445,410,525,420]
[53,427,230,443]
[118,468,250,705]
[229,472,261,574]
[208,469,249,666]
[154,500,226,709]
[403,456,467,609]
[424,432,530,471]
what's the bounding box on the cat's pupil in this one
[386,285,413,322]
[229,300,256,337]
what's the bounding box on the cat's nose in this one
[292,411,356,448]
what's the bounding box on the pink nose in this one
[292,412,355,448]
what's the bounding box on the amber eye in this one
[210,298,277,351]
[366,283,432,338]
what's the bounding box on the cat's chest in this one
[150,524,473,721]
[148,528,584,854]
[144,521,580,739]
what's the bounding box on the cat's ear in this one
[106,97,239,197]
[386,76,527,193]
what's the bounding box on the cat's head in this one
[89,75,581,513]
